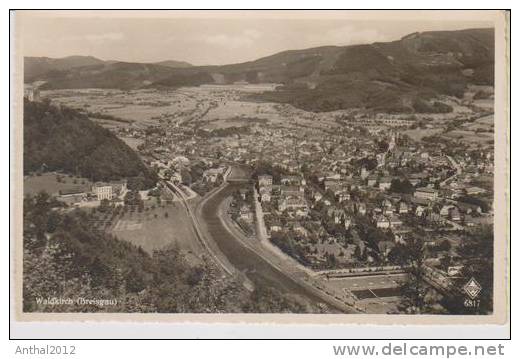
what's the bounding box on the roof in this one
[415,187,437,193]
[59,188,86,196]
[281,185,300,192]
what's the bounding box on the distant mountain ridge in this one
[24,56,193,82]
[24,55,105,80]
[25,28,494,112]
[153,60,193,68]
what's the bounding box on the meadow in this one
[24,172,93,196]
[110,201,204,264]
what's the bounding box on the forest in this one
[23,99,157,189]
[23,192,321,313]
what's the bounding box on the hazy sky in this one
[19,11,493,66]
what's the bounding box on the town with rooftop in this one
[22,80,494,313]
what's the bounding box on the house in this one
[281,175,305,186]
[258,174,273,187]
[239,188,249,200]
[409,175,423,187]
[239,205,253,222]
[466,186,487,195]
[382,198,393,207]
[440,205,452,217]
[327,208,345,224]
[279,198,308,212]
[415,205,426,217]
[449,207,462,222]
[428,212,443,223]
[139,190,149,201]
[337,191,350,203]
[57,190,87,206]
[344,216,352,229]
[269,222,282,233]
[358,203,367,215]
[414,187,438,201]
[376,215,390,229]
[367,175,378,187]
[292,222,308,237]
[323,180,339,191]
[384,204,395,215]
[203,167,226,183]
[398,201,409,214]
[379,177,392,191]
[388,215,403,228]
[280,185,303,198]
[259,187,271,202]
[170,172,182,183]
[24,84,41,101]
[376,153,386,167]
[394,233,406,244]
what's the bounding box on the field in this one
[41,86,343,133]
[120,136,145,151]
[24,172,93,196]
[403,128,443,140]
[443,130,493,144]
[41,88,201,128]
[325,273,408,314]
[110,202,204,264]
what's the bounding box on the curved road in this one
[196,167,356,313]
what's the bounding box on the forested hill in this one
[23,192,319,313]
[23,99,157,188]
[27,28,494,112]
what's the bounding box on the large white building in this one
[92,184,113,201]
[414,187,438,201]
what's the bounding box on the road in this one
[252,186,269,243]
[195,167,358,313]
[440,155,462,187]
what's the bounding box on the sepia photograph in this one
[10,10,509,328]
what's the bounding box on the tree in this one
[23,99,157,188]
[444,225,493,314]
[98,198,111,213]
[398,236,441,314]
[354,245,361,260]
[390,179,414,194]
[180,168,192,186]
[439,255,452,271]
[376,139,389,153]
[326,253,337,268]
[387,244,409,266]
